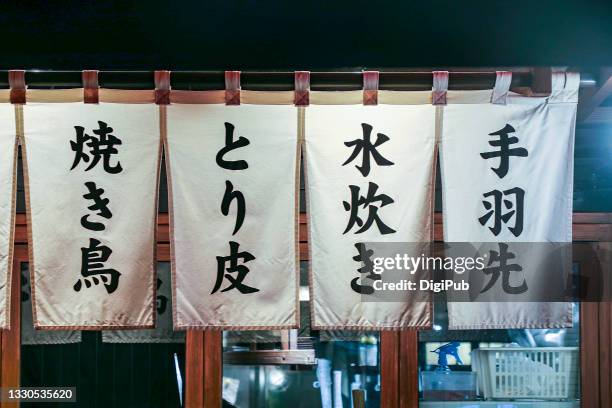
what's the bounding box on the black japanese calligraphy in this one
[212,241,259,294]
[214,121,256,295]
[70,121,123,174]
[80,181,112,231]
[73,238,121,294]
[480,124,528,179]
[477,123,528,237]
[479,187,525,237]
[343,123,397,290]
[350,243,380,294]
[221,180,246,235]
[481,243,528,295]
[71,120,123,296]
[216,122,250,170]
[343,123,394,177]
[343,182,396,235]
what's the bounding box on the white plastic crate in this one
[472,347,579,400]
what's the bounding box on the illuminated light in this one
[268,368,287,388]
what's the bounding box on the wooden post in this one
[581,301,600,408]
[203,331,222,407]
[1,246,26,408]
[185,331,204,408]
[399,331,419,407]
[597,242,612,407]
[380,331,399,407]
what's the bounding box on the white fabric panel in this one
[23,103,160,329]
[305,104,436,329]
[441,74,578,329]
[167,104,299,329]
[20,266,81,344]
[102,263,184,343]
[0,105,16,329]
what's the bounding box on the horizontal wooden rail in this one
[13,212,612,262]
[0,70,537,91]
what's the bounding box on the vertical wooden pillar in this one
[203,332,222,407]
[381,330,419,408]
[185,331,204,407]
[581,301,600,408]
[185,331,222,408]
[399,331,419,407]
[597,242,612,408]
[599,300,611,408]
[1,246,25,408]
[380,331,399,407]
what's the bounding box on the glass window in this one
[418,299,580,407]
[222,261,381,408]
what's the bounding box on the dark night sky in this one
[2,0,612,70]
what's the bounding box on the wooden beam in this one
[530,67,552,96]
[12,212,612,247]
[573,213,612,224]
[298,212,612,259]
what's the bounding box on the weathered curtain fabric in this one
[20,266,81,344]
[0,105,17,329]
[23,103,161,329]
[102,263,184,343]
[305,104,436,329]
[441,72,579,329]
[166,104,299,329]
